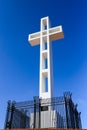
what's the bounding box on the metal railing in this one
[4,92,82,129]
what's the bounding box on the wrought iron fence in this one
[4,92,82,129]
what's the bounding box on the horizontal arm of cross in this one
[28,26,64,46]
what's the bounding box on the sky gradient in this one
[0,0,87,128]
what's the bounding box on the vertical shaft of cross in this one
[39,17,53,99]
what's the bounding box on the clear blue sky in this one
[0,0,87,128]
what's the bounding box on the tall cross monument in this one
[28,16,64,100]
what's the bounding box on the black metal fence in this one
[4,92,82,129]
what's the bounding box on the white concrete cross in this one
[28,16,64,100]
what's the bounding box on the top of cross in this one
[28,16,64,46]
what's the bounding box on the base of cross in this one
[4,92,82,129]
